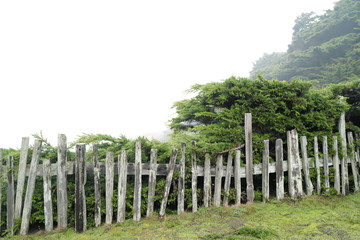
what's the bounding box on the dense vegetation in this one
[250,0,360,85]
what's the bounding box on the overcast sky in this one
[0,0,336,148]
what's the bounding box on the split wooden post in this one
[275,139,284,200]
[323,136,330,190]
[287,130,303,198]
[191,141,198,213]
[7,156,14,235]
[203,153,211,207]
[117,150,128,222]
[339,112,349,195]
[75,143,86,233]
[347,132,359,191]
[105,152,114,224]
[159,149,178,217]
[43,159,53,232]
[20,139,42,235]
[57,134,68,229]
[245,113,254,203]
[314,137,321,194]
[146,149,157,217]
[300,136,313,196]
[262,140,269,202]
[133,142,142,221]
[234,150,241,205]
[213,154,223,207]
[333,136,341,194]
[0,149,3,232]
[223,152,233,207]
[93,144,101,227]
[177,143,186,215]
[14,137,30,220]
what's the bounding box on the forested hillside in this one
[250,0,360,84]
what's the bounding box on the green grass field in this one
[8,193,360,239]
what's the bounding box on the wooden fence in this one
[1,113,360,235]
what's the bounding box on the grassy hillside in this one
[8,192,360,240]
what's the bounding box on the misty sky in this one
[0,0,336,148]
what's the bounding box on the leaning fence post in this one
[57,134,68,229]
[333,136,341,194]
[75,143,86,233]
[133,142,142,221]
[262,140,269,202]
[347,132,359,192]
[20,139,42,235]
[213,154,223,207]
[7,156,14,236]
[93,144,101,227]
[300,136,313,196]
[314,137,321,194]
[177,143,185,215]
[118,150,128,222]
[223,152,233,207]
[234,150,241,205]
[203,153,211,207]
[191,141,198,213]
[339,112,349,195]
[105,152,114,224]
[159,149,178,217]
[245,113,254,203]
[14,137,30,220]
[275,139,284,200]
[43,159,53,232]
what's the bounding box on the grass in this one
[7,193,360,239]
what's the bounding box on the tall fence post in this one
[339,112,349,195]
[105,152,114,224]
[234,150,241,205]
[146,149,157,217]
[203,153,211,207]
[14,137,30,220]
[93,144,101,227]
[43,159,53,232]
[213,154,223,207]
[262,140,269,202]
[75,144,86,233]
[223,152,233,207]
[300,136,313,196]
[191,141,198,213]
[57,134,68,229]
[245,113,254,203]
[117,150,128,222]
[20,139,42,235]
[177,143,185,215]
[287,130,303,198]
[133,142,142,221]
[314,137,321,194]
[275,139,284,200]
[333,136,341,194]
[7,156,14,236]
[347,132,359,191]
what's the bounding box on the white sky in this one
[0,0,336,148]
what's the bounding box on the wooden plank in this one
[159,149,178,217]
[20,139,42,235]
[105,152,114,224]
[7,156,14,235]
[203,153,211,207]
[146,149,157,217]
[93,144,101,227]
[300,136,313,196]
[213,154,223,207]
[133,142,142,221]
[57,134,68,229]
[14,137,30,220]
[323,136,330,190]
[245,113,254,203]
[314,136,321,194]
[0,149,3,232]
[191,141,198,212]
[262,140,269,202]
[339,112,349,195]
[43,159,53,232]
[75,144,86,233]
[332,136,341,194]
[347,132,359,191]
[117,150,128,222]
[177,143,185,215]
[287,130,303,198]
[234,150,241,205]
[275,139,284,200]
[223,152,233,207]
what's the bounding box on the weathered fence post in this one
[117,150,128,222]
[245,113,254,203]
[57,134,68,229]
[93,144,101,227]
[314,137,321,194]
[43,159,53,232]
[223,152,233,207]
[213,154,223,207]
[7,156,14,235]
[262,140,269,202]
[0,149,3,232]
[14,137,29,220]
[133,142,142,221]
[300,136,313,196]
[191,141,198,212]
[105,152,114,224]
[75,143,86,233]
[287,130,303,198]
[275,139,284,200]
[146,149,157,217]
[333,136,341,194]
[323,136,330,190]
[159,149,178,217]
[20,139,42,235]
[177,143,185,215]
[347,132,359,191]
[339,112,349,195]
[203,153,211,207]
[234,150,241,205]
